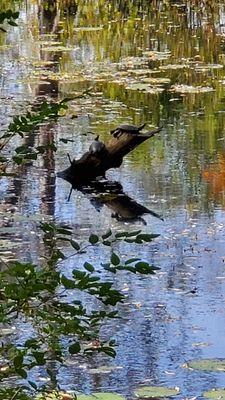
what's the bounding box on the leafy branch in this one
[0,222,159,394]
[0,10,19,32]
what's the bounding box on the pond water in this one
[1,1,225,398]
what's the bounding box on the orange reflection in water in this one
[202,154,225,205]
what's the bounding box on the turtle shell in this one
[89,136,106,155]
[111,123,145,135]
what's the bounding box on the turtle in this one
[110,123,146,138]
[89,135,107,157]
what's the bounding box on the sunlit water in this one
[1,1,225,398]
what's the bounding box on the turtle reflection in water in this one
[89,135,108,158]
[110,123,146,138]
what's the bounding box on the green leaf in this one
[102,229,112,239]
[28,381,38,390]
[102,240,111,246]
[84,262,95,273]
[69,342,81,354]
[24,338,39,349]
[57,227,72,236]
[73,269,86,279]
[135,262,156,274]
[0,12,6,23]
[40,222,55,232]
[8,20,18,26]
[61,275,76,289]
[13,353,23,369]
[137,233,160,242]
[89,234,99,244]
[12,11,19,19]
[125,258,140,265]
[70,240,80,251]
[32,351,46,365]
[100,347,116,358]
[115,231,128,238]
[15,369,27,379]
[111,253,120,266]
[12,155,23,165]
[103,264,117,273]
[5,10,13,18]
[126,230,142,237]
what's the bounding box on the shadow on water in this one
[58,173,164,224]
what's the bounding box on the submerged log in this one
[58,127,162,184]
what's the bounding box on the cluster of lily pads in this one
[35,359,225,400]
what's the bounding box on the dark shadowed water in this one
[1,1,225,398]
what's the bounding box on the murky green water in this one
[1,1,225,398]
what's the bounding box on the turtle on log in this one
[110,123,146,138]
[89,135,108,158]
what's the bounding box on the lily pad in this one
[41,46,72,52]
[36,391,74,400]
[170,84,214,94]
[160,64,189,70]
[143,77,171,85]
[203,389,225,399]
[127,69,150,76]
[38,41,63,46]
[195,63,224,71]
[77,393,125,400]
[188,358,225,372]
[134,386,180,398]
[142,51,171,61]
[125,83,164,93]
[74,26,103,31]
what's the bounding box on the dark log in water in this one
[58,127,162,184]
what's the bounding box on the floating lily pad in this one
[143,77,171,85]
[160,64,189,70]
[125,83,164,93]
[32,60,58,67]
[74,26,103,31]
[195,63,224,71]
[134,386,180,398]
[36,391,74,400]
[38,41,63,46]
[188,358,225,371]
[142,51,171,61]
[127,69,154,76]
[77,393,125,400]
[170,84,214,94]
[41,46,72,52]
[203,389,225,399]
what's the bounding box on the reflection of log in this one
[66,179,163,224]
[59,127,162,184]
